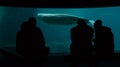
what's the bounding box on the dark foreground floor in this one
[0,54,120,67]
[0,47,120,67]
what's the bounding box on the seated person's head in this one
[77,19,86,26]
[94,20,102,29]
[28,17,36,27]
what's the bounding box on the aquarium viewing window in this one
[0,6,120,54]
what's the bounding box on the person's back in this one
[70,19,93,60]
[71,25,93,49]
[16,17,50,64]
[16,21,29,55]
[26,17,49,58]
[94,20,114,59]
[28,27,49,55]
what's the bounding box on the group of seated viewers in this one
[16,17,114,63]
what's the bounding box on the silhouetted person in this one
[70,19,94,62]
[16,21,29,55]
[93,20,114,60]
[28,17,49,57]
[16,17,50,64]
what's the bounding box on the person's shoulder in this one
[35,27,42,32]
[71,26,77,31]
[103,26,111,31]
[16,31,22,36]
[34,27,40,30]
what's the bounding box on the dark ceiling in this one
[0,0,120,8]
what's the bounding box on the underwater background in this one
[0,6,120,54]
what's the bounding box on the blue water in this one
[0,6,120,54]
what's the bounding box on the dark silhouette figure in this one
[16,21,29,55]
[16,17,50,64]
[70,19,94,62]
[93,20,114,60]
